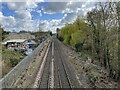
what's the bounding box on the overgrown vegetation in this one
[2,48,25,76]
[58,2,120,81]
[0,26,9,41]
[1,26,25,77]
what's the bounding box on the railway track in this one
[39,42,52,88]
[54,38,73,89]
[34,37,80,89]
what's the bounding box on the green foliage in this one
[0,27,9,41]
[58,2,120,80]
[70,30,81,46]
[59,18,89,51]
[2,49,24,67]
[63,34,71,44]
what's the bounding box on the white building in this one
[2,33,36,50]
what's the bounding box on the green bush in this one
[2,49,24,67]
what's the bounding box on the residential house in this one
[2,33,36,50]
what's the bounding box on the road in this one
[35,37,81,89]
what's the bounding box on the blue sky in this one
[30,2,65,20]
[2,2,64,20]
[2,4,14,16]
[0,1,96,33]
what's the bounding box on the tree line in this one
[57,2,120,81]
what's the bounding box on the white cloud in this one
[42,2,84,14]
[7,2,27,10]
[37,19,62,33]
[1,1,39,32]
[42,2,67,14]
[41,1,95,27]
[15,10,32,20]
[1,1,97,33]
[61,13,77,24]
[26,1,38,9]
[3,16,16,27]
[0,12,3,24]
[36,10,42,16]
[7,1,37,11]
[0,14,16,32]
[39,1,96,33]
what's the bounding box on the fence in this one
[0,39,49,89]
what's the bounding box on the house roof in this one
[3,33,35,41]
[2,39,27,44]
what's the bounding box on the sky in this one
[0,0,100,33]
